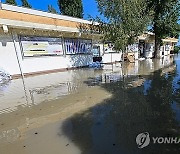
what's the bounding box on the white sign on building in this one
[20,36,63,57]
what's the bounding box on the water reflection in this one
[0,81,11,97]
[61,56,180,154]
[0,55,176,115]
[0,55,180,153]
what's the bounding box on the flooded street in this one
[0,55,180,154]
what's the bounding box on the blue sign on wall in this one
[64,38,92,54]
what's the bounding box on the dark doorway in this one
[139,40,145,57]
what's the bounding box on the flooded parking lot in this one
[0,55,180,154]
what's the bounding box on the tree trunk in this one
[153,22,161,58]
[154,34,161,58]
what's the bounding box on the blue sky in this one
[1,0,100,19]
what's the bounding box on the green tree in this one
[146,0,180,58]
[95,0,150,52]
[174,46,180,53]
[58,0,83,18]
[48,5,57,14]
[21,0,31,8]
[6,0,17,5]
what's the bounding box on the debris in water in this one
[0,68,11,84]
[89,61,103,69]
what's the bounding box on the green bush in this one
[174,46,180,54]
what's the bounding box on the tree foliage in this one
[48,5,57,14]
[146,0,180,57]
[21,0,31,8]
[174,46,180,53]
[96,0,150,52]
[6,0,17,5]
[58,0,83,18]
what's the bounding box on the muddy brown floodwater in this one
[0,55,180,154]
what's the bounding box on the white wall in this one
[0,35,21,75]
[144,51,153,58]
[144,43,154,58]
[163,44,171,56]
[0,32,124,76]
[158,44,172,58]
[95,43,123,63]
[0,33,93,76]
[102,52,122,63]
[98,44,104,56]
[20,55,93,74]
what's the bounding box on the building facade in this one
[138,32,178,58]
[0,4,178,78]
[0,3,122,78]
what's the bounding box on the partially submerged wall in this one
[0,32,21,76]
[0,32,93,77]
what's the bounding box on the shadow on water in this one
[61,60,180,154]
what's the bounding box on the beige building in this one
[138,32,178,58]
[0,3,178,78]
[0,3,122,78]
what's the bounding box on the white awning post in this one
[12,33,31,105]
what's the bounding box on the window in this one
[20,36,63,57]
[165,44,171,51]
[92,45,100,57]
